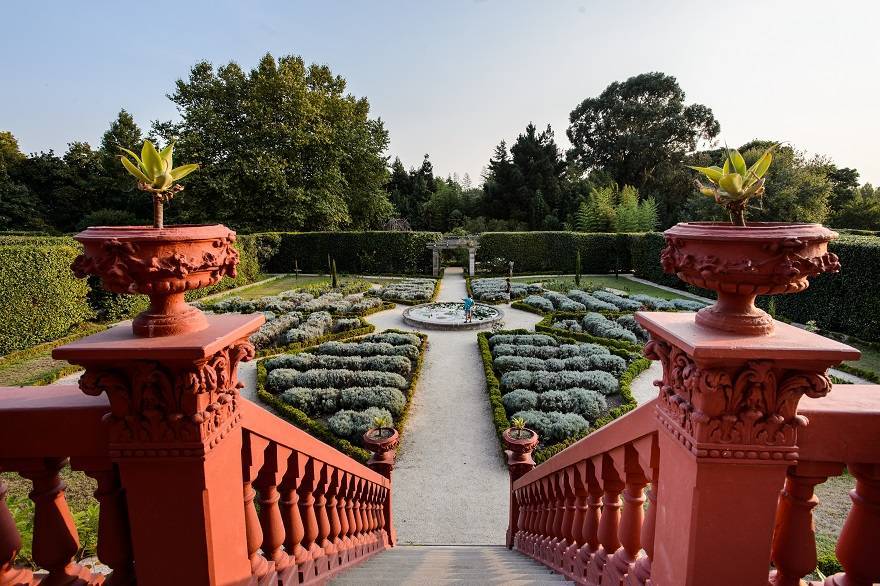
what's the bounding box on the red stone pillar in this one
[636,312,858,586]
[54,313,263,586]
[503,427,539,549]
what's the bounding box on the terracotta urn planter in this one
[363,427,399,462]
[660,222,840,335]
[502,427,539,465]
[72,224,239,337]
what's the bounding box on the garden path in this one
[366,267,543,544]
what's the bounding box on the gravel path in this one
[365,267,542,544]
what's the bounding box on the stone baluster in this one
[253,443,292,575]
[298,458,325,561]
[0,477,33,585]
[336,472,354,562]
[350,477,364,550]
[554,470,575,572]
[279,451,308,565]
[587,453,624,584]
[20,457,91,584]
[314,464,332,563]
[524,484,538,555]
[575,459,604,580]
[369,483,380,543]
[604,443,649,585]
[539,478,554,562]
[824,463,880,586]
[376,485,387,544]
[563,463,588,577]
[335,471,350,563]
[361,483,374,546]
[326,467,341,562]
[626,434,660,586]
[768,462,841,586]
[242,433,273,581]
[74,459,136,585]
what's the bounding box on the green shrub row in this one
[478,328,648,464]
[256,329,428,464]
[535,312,644,353]
[477,232,637,274]
[258,231,442,275]
[0,244,94,355]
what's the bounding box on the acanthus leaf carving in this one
[78,340,255,453]
[644,338,832,459]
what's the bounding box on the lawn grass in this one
[512,274,697,301]
[843,339,880,375]
[0,323,106,386]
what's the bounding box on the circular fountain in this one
[402,302,504,331]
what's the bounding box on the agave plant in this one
[510,416,530,439]
[688,144,777,226]
[119,140,198,229]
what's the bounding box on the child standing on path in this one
[463,295,475,323]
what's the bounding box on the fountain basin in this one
[402,302,503,330]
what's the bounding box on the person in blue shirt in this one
[463,296,475,323]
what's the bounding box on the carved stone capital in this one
[644,338,831,463]
[78,339,255,459]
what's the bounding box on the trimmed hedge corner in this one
[0,244,93,355]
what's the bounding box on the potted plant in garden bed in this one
[363,416,400,470]
[71,141,238,337]
[663,144,840,335]
[502,417,539,460]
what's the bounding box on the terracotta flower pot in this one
[660,222,840,335]
[502,427,539,464]
[363,428,399,469]
[72,224,239,337]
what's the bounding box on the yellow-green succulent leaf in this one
[699,186,717,197]
[719,173,744,196]
[141,140,163,178]
[118,147,144,169]
[687,165,723,184]
[169,163,199,181]
[729,149,747,176]
[722,157,730,175]
[120,156,151,183]
[159,141,174,170]
[748,146,775,179]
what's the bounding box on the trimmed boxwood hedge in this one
[260,231,442,275]
[0,244,93,355]
[257,329,428,463]
[477,232,637,274]
[478,328,650,464]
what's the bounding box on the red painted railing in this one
[507,385,880,585]
[0,385,392,585]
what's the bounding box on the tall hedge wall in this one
[763,235,880,341]
[262,231,441,274]
[477,232,636,274]
[0,244,93,355]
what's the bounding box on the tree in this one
[99,109,149,218]
[832,183,880,229]
[568,72,720,186]
[481,124,574,229]
[152,53,392,232]
[575,186,616,232]
[682,142,833,225]
[567,72,719,227]
[613,186,640,232]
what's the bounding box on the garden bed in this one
[375,278,440,305]
[478,329,650,464]
[257,329,428,463]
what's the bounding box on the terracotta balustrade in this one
[510,399,658,585]
[769,385,880,586]
[508,364,880,585]
[0,375,391,586]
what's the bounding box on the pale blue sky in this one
[2,1,879,184]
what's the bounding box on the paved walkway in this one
[366,267,541,544]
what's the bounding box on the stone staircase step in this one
[329,545,573,585]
